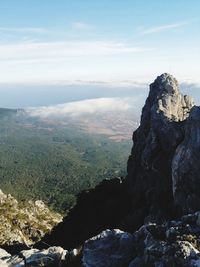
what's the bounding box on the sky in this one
[0,0,199,107]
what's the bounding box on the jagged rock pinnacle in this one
[126,74,199,230]
[152,73,179,94]
[147,73,194,122]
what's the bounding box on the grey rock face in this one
[81,212,200,267]
[2,211,200,267]
[172,106,200,213]
[21,246,66,266]
[0,246,68,267]
[82,229,135,267]
[149,73,193,122]
[126,73,198,227]
[128,257,144,267]
[0,248,24,266]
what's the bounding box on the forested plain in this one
[0,108,131,213]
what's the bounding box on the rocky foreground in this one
[1,73,200,266]
[0,189,62,248]
[1,211,200,266]
[83,212,200,267]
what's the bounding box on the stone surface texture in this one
[126,73,199,229]
[82,212,200,267]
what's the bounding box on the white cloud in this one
[71,21,92,30]
[87,79,148,88]
[39,79,148,88]
[140,21,189,35]
[0,40,151,63]
[0,27,48,34]
[27,97,135,118]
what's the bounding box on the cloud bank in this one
[0,41,150,64]
[27,97,137,118]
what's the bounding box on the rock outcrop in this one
[2,211,200,266]
[0,246,67,267]
[82,229,135,267]
[172,106,200,213]
[126,73,199,229]
[0,189,62,253]
[82,212,200,267]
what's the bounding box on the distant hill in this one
[0,104,138,212]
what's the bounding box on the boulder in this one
[82,229,135,267]
[20,246,66,266]
[0,248,24,266]
[81,211,200,267]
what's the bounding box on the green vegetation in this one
[0,109,131,213]
[0,189,62,246]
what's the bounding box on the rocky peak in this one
[145,73,194,122]
[152,72,179,94]
[126,73,200,230]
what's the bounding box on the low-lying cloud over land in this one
[27,97,138,118]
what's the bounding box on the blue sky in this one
[0,0,199,85]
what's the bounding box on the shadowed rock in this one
[126,73,195,229]
[172,106,200,213]
[82,229,135,267]
[82,212,200,267]
[36,178,131,250]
